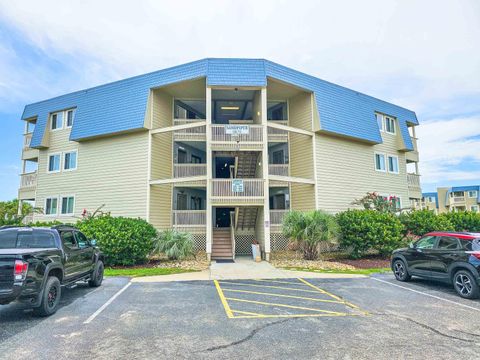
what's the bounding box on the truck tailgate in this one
[0,255,15,290]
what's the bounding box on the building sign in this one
[225,125,249,135]
[231,179,244,193]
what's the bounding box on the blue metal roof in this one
[422,192,439,208]
[24,58,418,149]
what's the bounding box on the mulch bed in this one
[334,256,390,269]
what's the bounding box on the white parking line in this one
[371,277,480,313]
[83,282,131,324]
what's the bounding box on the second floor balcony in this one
[268,164,289,177]
[173,119,206,142]
[211,178,264,205]
[20,171,37,189]
[211,124,263,151]
[174,163,207,178]
[407,173,422,199]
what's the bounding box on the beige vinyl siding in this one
[315,131,409,213]
[152,89,173,129]
[149,184,172,229]
[290,183,315,211]
[34,130,149,222]
[289,92,312,131]
[289,132,314,179]
[151,132,173,180]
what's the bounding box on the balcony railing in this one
[20,171,37,189]
[211,125,263,143]
[172,210,206,226]
[268,164,289,177]
[267,121,288,142]
[453,197,466,203]
[407,173,420,188]
[173,119,206,141]
[211,179,264,201]
[24,133,33,149]
[270,210,288,225]
[174,164,207,178]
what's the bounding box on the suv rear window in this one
[0,229,56,249]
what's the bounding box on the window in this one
[436,236,460,250]
[48,154,61,173]
[16,231,56,248]
[61,231,77,249]
[64,151,77,171]
[376,113,384,132]
[191,154,201,164]
[61,196,75,215]
[177,193,187,210]
[272,150,285,164]
[74,231,89,248]
[387,155,399,174]
[45,197,58,215]
[468,190,478,198]
[375,153,386,172]
[471,205,479,213]
[0,230,17,249]
[66,109,75,128]
[178,148,187,163]
[50,112,63,130]
[191,196,202,210]
[415,236,436,249]
[385,116,396,134]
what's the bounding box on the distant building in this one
[422,186,480,213]
[17,58,420,261]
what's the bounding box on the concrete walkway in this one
[132,257,365,283]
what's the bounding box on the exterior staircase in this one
[212,228,233,259]
[235,152,258,178]
[235,207,258,230]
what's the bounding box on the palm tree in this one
[154,230,195,260]
[282,210,338,260]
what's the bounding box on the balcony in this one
[211,124,263,151]
[18,171,37,200]
[406,136,419,162]
[407,173,422,199]
[211,178,264,205]
[270,209,288,225]
[174,164,207,178]
[22,133,39,160]
[172,210,206,226]
[173,119,206,142]
[267,121,288,142]
[268,164,289,177]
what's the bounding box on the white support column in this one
[261,88,271,261]
[206,87,213,262]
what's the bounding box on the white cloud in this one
[417,116,480,185]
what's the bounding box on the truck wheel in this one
[34,276,61,317]
[89,260,104,287]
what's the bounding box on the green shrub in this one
[442,211,480,232]
[399,210,453,236]
[154,230,195,260]
[282,210,338,260]
[337,209,404,259]
[76,216,157,266]
[29,220,63,227]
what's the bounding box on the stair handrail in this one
[230,211,236,260]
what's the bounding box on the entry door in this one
[74,231,95,275]
[177,193,188,210]
[178,149,187,163]
[60,230,83,280]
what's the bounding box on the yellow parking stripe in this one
[214,280,234,318]
[225,297,347,315]
[222,288,344,304]
[218,281,324,294]
[232,313,359,319]
[298,278,369,315]
[231,309,265,317]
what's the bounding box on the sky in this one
[0,0,479,200]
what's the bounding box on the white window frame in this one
[60,195,75,216]
[66,109,75,128]
[376,113,384,132]
[374,152,386,172]
[385,116,396,135]
[468,190,478,198]
[63,150,78,172]
[50,112,63,131]
[47,152,62,173]
[387,155,399,174]
[44,196,58,216]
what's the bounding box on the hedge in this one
[399,210,453,236]
[76,216,157,266]
[442,211,480,232]
[336,209,404,259]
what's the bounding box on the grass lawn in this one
[281,266,392,275]
[104,267,198,278]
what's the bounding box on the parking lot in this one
[1,274,480,359]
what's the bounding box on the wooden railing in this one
[270,210,288,225]
[174,164,207,178]
[267,121,288,142]
[211,179,264,198]
[211,125,263,143]
[411,136,418,151]
[407,173,420,188]
[20,172,37,189]
[24,133,33,149]
[453,197,466,203]
[268,164,289,176]
[173,119,206,141]
[172,210,206,226]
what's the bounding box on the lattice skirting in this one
[235,234,256,255]
[191,233,206,251]
[270,233,290,251]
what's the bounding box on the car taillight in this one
[14,260,28,281]
[472,253,480,260]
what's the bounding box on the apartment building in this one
[17,58,421,261]
[422,186,480,213]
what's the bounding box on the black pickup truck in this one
[0,225,104,316]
